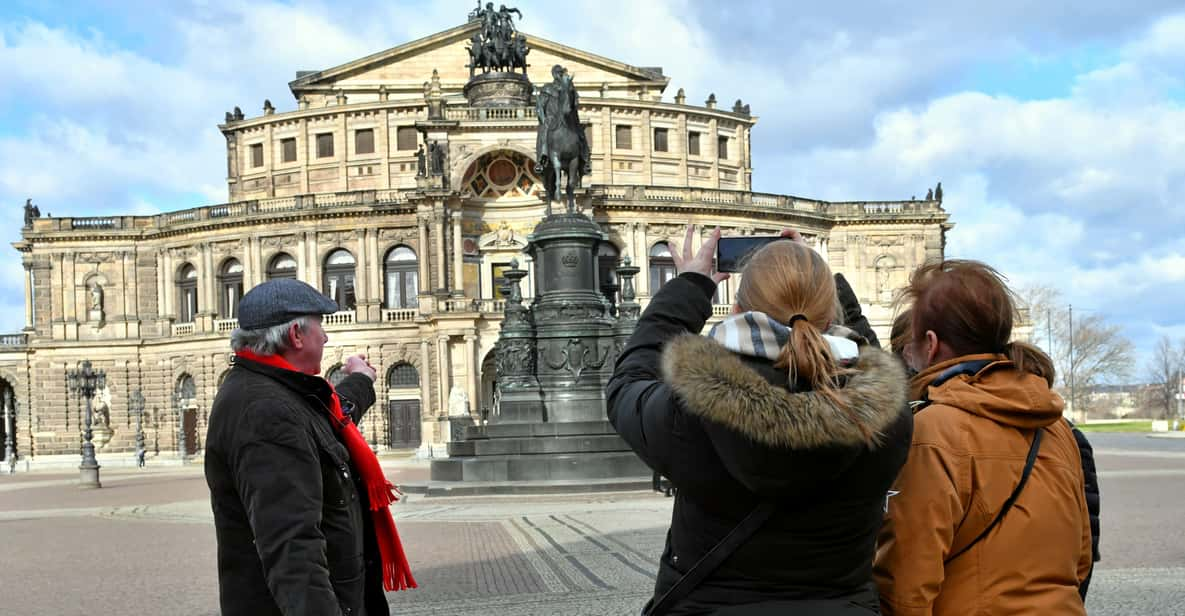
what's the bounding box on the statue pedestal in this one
[463,72,532,107]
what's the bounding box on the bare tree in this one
[1146,336,1185,420]
[1015,285,1135,420]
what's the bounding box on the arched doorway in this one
[176,374,198,456]
[480,349,497,421]
[386,363,421,449]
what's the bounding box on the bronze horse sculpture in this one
[536,67,589,215]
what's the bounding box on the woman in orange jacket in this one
[873,260,1092,615]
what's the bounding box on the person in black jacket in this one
[607,226,912,614]
[1069,421,1102,600]
[206,279,415,616]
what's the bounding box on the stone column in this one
[368,228,381,317]
[634,222,649,296]
[435,334,449,417]
[355,231,369,319]
[708,116,719,187]
[298,233,310,283]
[419,339,432,410]
[419,338,436,456]
[201,242,216,320]
[417,215,431,288]
[433,208,447,294]
[162,250,174,318]
[463,331,478,416]
[22,262,33,330]
[451,209,464,296]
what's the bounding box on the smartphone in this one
[716,236,785,273]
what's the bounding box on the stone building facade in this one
[0,20,950,468]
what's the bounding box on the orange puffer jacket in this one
[874,354,1092,616]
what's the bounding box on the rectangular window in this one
[354,129,375,155]
[491,263,511,299]
[688,132,701,156]
[281,137,297,163]
[316,132,334,158]
[717,136,728,160]
[250,143,263,168]
[396,127,418,151]
[615,125,632,150]
[653,128,669,152]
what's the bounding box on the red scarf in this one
[236,350,417,591]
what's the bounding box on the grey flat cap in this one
[237,278,339,330]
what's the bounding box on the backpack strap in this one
[643,501,777,616]
[945,427,1043,563]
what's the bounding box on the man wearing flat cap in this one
[205,278,416,616]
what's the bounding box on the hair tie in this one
[788,314,809,327]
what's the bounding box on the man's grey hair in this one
[229,316,314,355]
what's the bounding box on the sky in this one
[0,0,1183,378]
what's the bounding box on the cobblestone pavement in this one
[1,433,1182,615]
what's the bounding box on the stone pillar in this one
[201,243,216,326]
[367,228,382,320]
[417,215,431,287]
[451,209,464,296]
[433,209,447,294]
[355,231,369,318]
[435,334,449,417]
[708,116,719,187]
[419,338,437,457]
[463,331,478,416]
[162,250,174,318]
[22,263,33,330]
[634,222,649,296]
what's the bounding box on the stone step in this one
[463,420,617,440]
[402,476,654,497]
[446,434,629,457]
[430,451,650,483]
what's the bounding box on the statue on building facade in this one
[934,181,943,202]
[535,65,591,214]
[429,141,447,177]
[22,198,40,228]
[466,3,529,75]
[89,282,104,313]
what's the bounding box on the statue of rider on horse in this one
[535,65,591,215]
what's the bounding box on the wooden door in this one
[387,400,421,449]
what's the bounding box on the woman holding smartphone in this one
[607,225,913,615]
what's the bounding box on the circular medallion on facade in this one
[487,159,517,186]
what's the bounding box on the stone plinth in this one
[463,72,533,107]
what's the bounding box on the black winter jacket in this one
[607,274,914,614]
[1070,422,1101,600]
[205,357,388,616]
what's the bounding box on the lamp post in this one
[66,360,106,488]
[4,388,16,474]
[130,389,146,468]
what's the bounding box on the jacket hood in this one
[661,334,908,449]
[911,354,1065,429]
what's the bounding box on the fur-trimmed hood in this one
[661,334,908,450]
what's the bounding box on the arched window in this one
[383,246,419,309]
[388,363,419,388]
[648,242,676,294]
[323,249,356,310]
[218,258,244,318]
[176,263,198,323]
[176,374,197,402]
[325,365,346,387]
[266,252,297,280]
[597,243,620,302]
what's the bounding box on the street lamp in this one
[66,360,106,488]
[130,389,146,468]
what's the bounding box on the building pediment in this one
[288,21,669,102]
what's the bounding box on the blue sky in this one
[1,1,1183,380]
